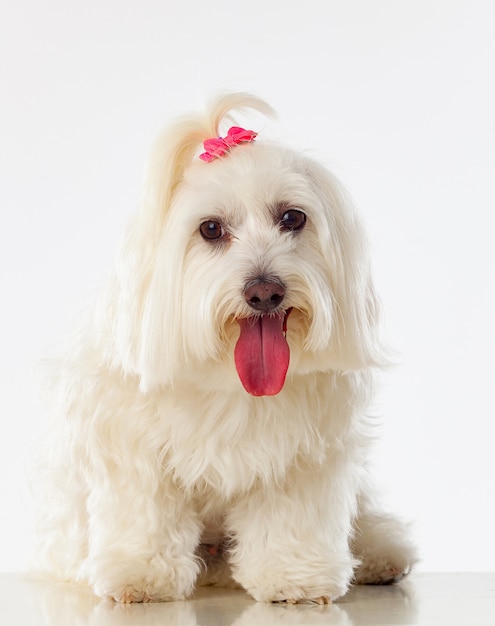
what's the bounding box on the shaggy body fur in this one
[36,94,416,603]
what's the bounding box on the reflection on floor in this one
[1,572,494,626]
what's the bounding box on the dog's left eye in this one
[279,209,306,232]
[200,220,224,241]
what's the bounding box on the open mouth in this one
[234,308,292,396]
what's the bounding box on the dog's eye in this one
[279,209,306,232]
[200,220,224,241]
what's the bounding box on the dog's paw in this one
[108,583,167,604]
[353,557,413,585]
[353,535,417,585]
[89,554,199,603]
[97,576,192,603]
[247,579,347,604]
[280,595,331,605]
[235,556,354,604]
[352,511,418,585]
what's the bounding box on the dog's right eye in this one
[200,220,224,241]
[279,209,307,233]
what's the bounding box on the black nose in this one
[244,277,286,313]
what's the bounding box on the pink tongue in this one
[234,313,290,396]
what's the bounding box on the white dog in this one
[36,93,416,604]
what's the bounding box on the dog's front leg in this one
[84,479,201,602]
[227,457,358,604]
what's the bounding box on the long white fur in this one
[35,93,416,603]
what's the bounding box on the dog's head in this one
[107,94,385,393]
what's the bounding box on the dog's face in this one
[111,126,383,393]
[177,144,333,396]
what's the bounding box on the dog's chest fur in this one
[155,371,363,500]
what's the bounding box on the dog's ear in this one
[106,94,275,390]
[303,159,388,371]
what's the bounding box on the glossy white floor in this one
[2,572,494,626]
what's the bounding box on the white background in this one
[1,0,494,573]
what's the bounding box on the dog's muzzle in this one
[234,277,291,397]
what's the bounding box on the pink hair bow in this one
[199,126,257,162]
